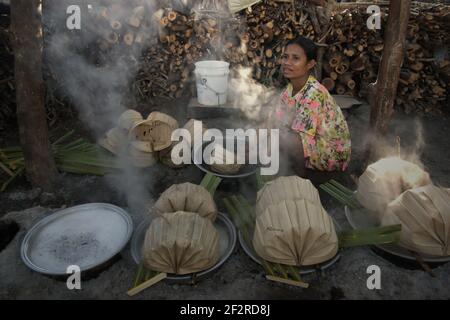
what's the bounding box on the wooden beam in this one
[10,0,58,191]
[366,0,411,161]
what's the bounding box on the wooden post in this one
[313,0,335,81]
[367,0,411,162]
[10,0,58,190]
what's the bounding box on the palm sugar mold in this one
[347,157,450,263]
[193,135,259,179]
[130,212,236,282]
[232,176,342,275]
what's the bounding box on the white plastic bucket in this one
[194,60,230,106]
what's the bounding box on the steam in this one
[228,67,277,122]
[43,1,294,201]
[44,1,157,215]
[363,117,429,176]
[45,1,156,135]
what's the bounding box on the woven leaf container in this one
[98,127,128,155]
[357,157,431,213]
[98,137,116,155]
[130,140,154,153]
[129,112,179,152]
[128,143,158,168]
[153,182,218,221]
[253,199,339,266]
[208,145,242,175]
[382,185,450,256]
[142,211,220,275]
[118,109,143,131]
[106,127,128,147]
[256,176,321,216]
[159,119,206,168]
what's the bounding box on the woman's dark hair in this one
[285,36,318,61]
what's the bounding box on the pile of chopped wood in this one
[2,0,449,120]
[126,1,449,114]
[322,4,450,115]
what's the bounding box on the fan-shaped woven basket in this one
[357,157,431,213]
[153,182,218,221]
[129,112,179,152]
[253,199,339,266]
[142,211,220,275]
[382,185,450,256]
[256,176,321,216]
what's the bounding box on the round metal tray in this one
[21,203,133,276]
[192,137,259,179]
[238,218,342,275]
[131,212,237,281]
[344,205,450,263]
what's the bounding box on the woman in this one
[272,36,351,176]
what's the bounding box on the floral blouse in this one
[274,75,351,171]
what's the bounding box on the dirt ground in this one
[1,96,450,300]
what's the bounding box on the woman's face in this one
[281,44,316,80]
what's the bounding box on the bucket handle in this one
[200,78,227,106]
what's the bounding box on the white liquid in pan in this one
[26,207,129,273]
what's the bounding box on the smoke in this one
[186,2,294,175]
[105,158,154,215]
[184,3,281,124]
[363,116,429,175]
[399,118,427,171]
[42,0,296,209]
[412,118,425,155]
[47,34,137,134]
[228,67,278,122]
[43,0,158,215]
[45,1,157,136]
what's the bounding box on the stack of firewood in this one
[128,1,449,114]
[39,1,450,115]
[134,9,203,99]
[133,1,322,97]
[400,5,450,114]
[321,4,450,115]
[93,4,150,50]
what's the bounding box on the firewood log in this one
[129,6,145,28]
[124,33,134,46]
[410,61,424,72]
[322,77,335,91]
[336,84,346,95]
[340,72,356,90]
[106,32,119,44]
[350,55,366,71]
[110,20,122,30]
[335,58,350,74]
[329,52,343,68]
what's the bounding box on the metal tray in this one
[192,136,259,179]
[21,203,133,276]
[238,218,342,275]
[131,212,237,281]
[344,205,450,263]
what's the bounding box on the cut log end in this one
[110,20,122,30]
[168,11,177,22]
[106,32,119,44]
[124,33,134,46]
[322,78,335,91]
